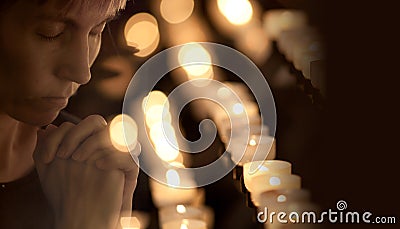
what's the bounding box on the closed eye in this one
[37,32,64,41]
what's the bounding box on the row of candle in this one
[142,90,215,229]
[262,9,325,95]
[203,81,320,228]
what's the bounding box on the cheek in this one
[89,37,102,66]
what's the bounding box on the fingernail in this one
[71,151,81,161]
[57,148,67,158]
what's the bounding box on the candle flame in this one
[180,219,190,229]
[176,204,187,214]
[166,169,181,187]
[249,138,257,146]
[277,194,287,203]
[269,176,281,186]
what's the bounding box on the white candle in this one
[257,189,311,213]
[250,174,301,207]
[227,134,276,166]
[220,123,270,144]
[262,9,308,40]
[162,219,207,229]
[243,160,292,192]
[159,204,214,227]
[149,177,204,208]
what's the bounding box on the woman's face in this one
[0,0,122,126]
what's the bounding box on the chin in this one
[11,108,60,127]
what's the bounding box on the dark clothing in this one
[0,170,54,229]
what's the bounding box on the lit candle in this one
[162,219,207,229]
[243,160,292,192]
[219,123,270,144]
[226,134,276,166]
[257,189,311,214]
[212,102,261,136]
[159,204,214,227]
[250,174,302,207]
[149,169,203,208]
[262,9,308,41]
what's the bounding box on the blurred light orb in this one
[124,13,160,57]
[217,0,253,25]
[142,90,170,114]
[109,114,138,152]
[232,103,244,115]
[160,0,194,24]
[154,137,180,162]
[145,105,172,127]
[178,43,212,77]
[166,169,181,187]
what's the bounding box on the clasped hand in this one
[33,115,140,229]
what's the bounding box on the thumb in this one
[34,124,57,164]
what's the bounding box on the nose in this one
[56,36,92,85]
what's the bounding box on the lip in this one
[41,97,69,109]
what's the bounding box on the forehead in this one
[50,0,125,15]
[40,0,126,19]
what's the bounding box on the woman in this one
[0,0,139,228]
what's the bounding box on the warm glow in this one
[109,114,138,152]
[180,223,189,229]
[160,0,194,24]
[178,43,212,77]
[277,194,287,203]
[269,176,281,186]
[166,169,181,187]
[124,13,160,57]
[217,0,253,25]
[149,122,176,143]
[217,86,232,99]
[232,103,244,115]
[142,91,170,113]
[176,204,187,214]
[121,216,141,229]
[145,105,172,127]
[154,137,180,162]
[249,138,257,146]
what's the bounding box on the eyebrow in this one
[35,12,117,29]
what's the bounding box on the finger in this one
[57,115,107,159]
[35,123,74,164]
[71,127,111,162]
[95,151,139,174]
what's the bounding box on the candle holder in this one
[243,160,292,193]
